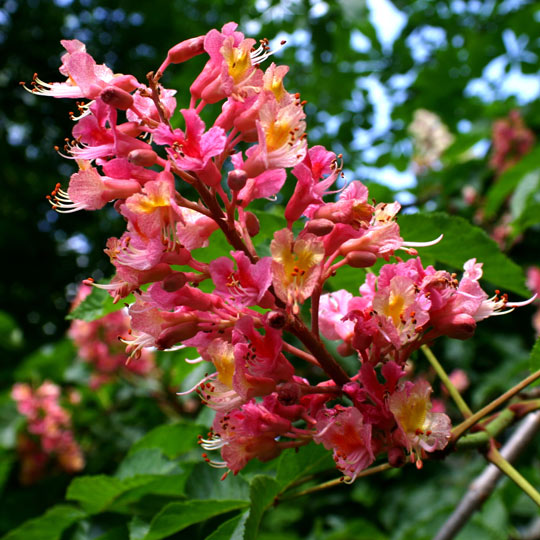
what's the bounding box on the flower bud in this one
[442,313,477,340]
[100,86,134,110]
[339,237,368,256]
[387,446,406,468]
[167,36,205,64]
[337,342,354,356]
[245,211,260,237]
[305,218,334,236]
[156,319,200,349]
[117,122,143,138]
[128,149,158,167]
[267,310,286,329]
[345,251,377,268]
[162,272,187,292]
[227,169,248,191]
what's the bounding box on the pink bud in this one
[245,212,260,237]
[162,272,187,292]
[339,237,368,256]
[117,122,143,137]
[305,218,334,236]
[441,313,477,340]
[156,321,200,349]
[100,87,134,110]
[128,149,158,167]
[227,169,248,191]
[167,36,205,64]
[345,251,378,268]
[337,342,354,356]
[267,310,286,329]
[387,446,406,468]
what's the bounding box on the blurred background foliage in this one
[2,0,540,538]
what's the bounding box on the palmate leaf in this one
[1,505,86,540]
[484,145,540,219]
[398,212,528,297]
[66,449,190,514]
[528,338,540,379]
[128,422,206,460]
[243,476,281,540]
[135,499,249,540]
[276,442,334,489]
[66,286,134,322]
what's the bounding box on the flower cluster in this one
[11,382,84,484]
[29,23,530,480]
[490,109,535,174]
[68,283,154,388]
[408,109,454,171]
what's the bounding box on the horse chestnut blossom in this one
[68,284,155,388]
[28,22,533,481]
[11,382,84,484]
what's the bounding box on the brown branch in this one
[434,411,540,540]
[287,317,350,386]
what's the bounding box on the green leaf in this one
[1,504,85,540]
[0,451,14,495]
[94,526,129,540]
[15,339,75,382]
[276,442,335,490]
[509,171,540,233]
[66,286,134,322]
[129,517,150,540]
[129,422,204,459]
[185,463,250,501]
[528,338,540,377]
[67,450,188,514]
[204,512,248,540]
[0,398,23,449]
[484,146,540,219]
[0,310,23,350]
[243,476,280,540]
[116,449,178,479]
[398,212,528,297]
[66,474,169,514]
[141,499,249,540]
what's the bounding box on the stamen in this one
[401,234,444,248]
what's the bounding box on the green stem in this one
[421,345,472,418]
[278,463,392,502]
[487,444,540,507]
[452,368,540,442]
[455,408,515,450]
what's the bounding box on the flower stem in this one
[288,317,350,386]
[421,345,472,418]
[487,443,540,507]
[278,462,392,502]
[452,368,540,442]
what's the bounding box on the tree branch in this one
[433,411,540,540]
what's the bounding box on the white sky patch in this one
[350,29,371,53]
[310,0,329,18]
[357,164,416,190]
[367,0,406,51]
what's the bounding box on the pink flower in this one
[154,109,227,186]
[27,39,138,100]
[232,317,293,400]
[389,380,451,465]
[209,251,273,307]
[314,406,374,481]
[201,400,291,474]
[242,98,307,178]
[270,229,324,313]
